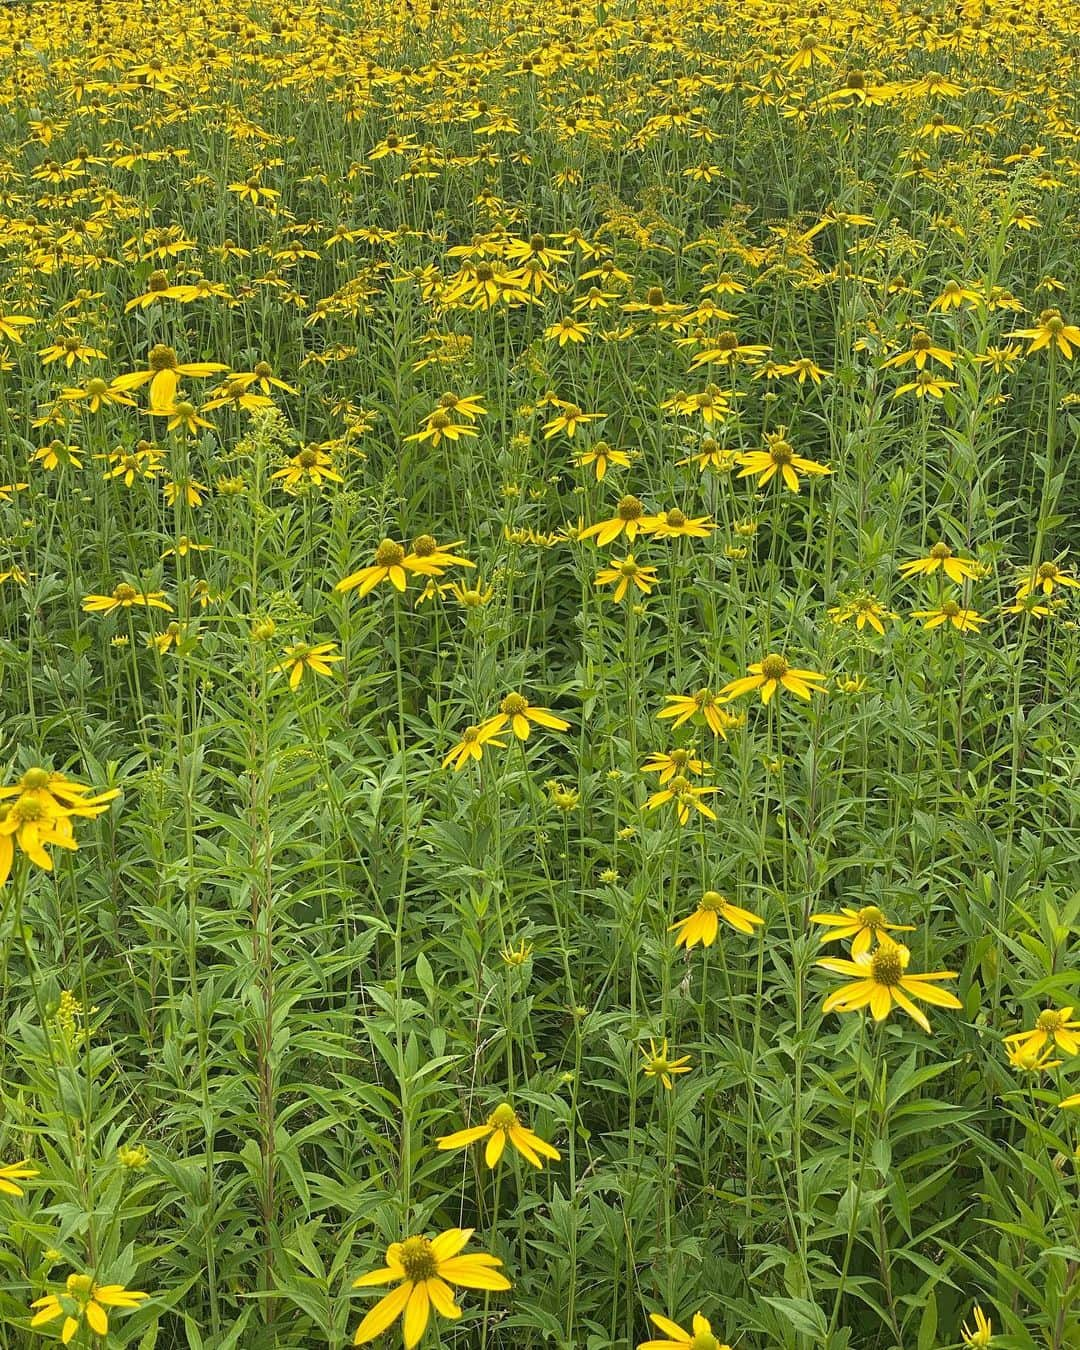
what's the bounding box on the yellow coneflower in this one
[441,721,507,771]
[437,1102,560,1168]
[809,905,914,957]
[579,495,650,546]
[639,1310,730,1350]
[898,542,981,584]
[670,891,764,947]
[336,540,425,597]
[484,693,570,741]
[641,749,710,784]
[736,431,830,493]
[720,654,827,705]
[656,688,742,737]
[1004,1006,1080,1061]
[351,1229,509,1348]
[594,555,660,603]
[274,642,343,689]
[640,1038,692,1090]
[817,938,962,1033]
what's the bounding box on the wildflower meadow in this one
[2,0,1080,1346]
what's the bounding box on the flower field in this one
[2,0,1080,1345]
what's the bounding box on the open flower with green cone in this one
[639,1309,730,1350]
[817,937,962,1033]
[352,1228,510,1348]
[809,905,914,957]
[30,1273,148,1343]
[670,891,764,947]
[436,1101,560,1168]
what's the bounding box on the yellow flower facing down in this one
[437,1101,561,1168]
[736,432,830,493]
[441,721,507,771]
[111,343,227,410]
[911,601,984,633]
[639,1310,730,1350]
[720,654,827,705]
[579,495,649,546]
[1007,1042,1062,1073]
[485,693,570,741]
[336,540,425,597]
[961,1304,992,1347]
[656,688,743,738]
[352,1229,510,1349]
[817,939,962,1033]
[641,748,709,784]
[1016,561,1080,599]
[828,594,897,635]
[82,584,173,616]
[640,1038,692,1090]
[574,441,630,481]
[645,777,720,825]
[0,769,119,881]
[595,554,660,604]
[809,905,915,957]
[0,1160,38,1196]
[1003,1006,1080,1061]
[670,891,764,948]
[272,447,344,490]
[274,641,343,689]
[30,1273,148,1344]
[899,542,981,585]
[407,535,475,576]
[642,508,716,540]
[1007,309,1080,358]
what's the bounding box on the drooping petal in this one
[353,1281,412,1344]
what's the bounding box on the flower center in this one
[412,534,437,557]
[646,286,665,306]
[428,410,452,430]
[768,439,794,464]
[86,378,107,396]
[857,905,885,927]
[375,539,405,567]
[175,401,196,418]
[760,654,788,680]
[669,749,689,767]
[713,330,738,351]
[148,343,178,372]
[669,775,691,794]
[617,495,643,522]
[11,795,44,823]
[530,233,546,251]
[1037,1009,1064,1032]
[254,361,272,378]
[870,945,904,986]
[113,583,137,602]
[1037,562,1057,580]
[941,600,960,617]
[148,269,169,291]
[475,263,494,282]
[298,449,318,468]
[20,768,51,790]
[618,559,640,577]
[66,1273,94,1304]
[929,541,952,559]
[398,1236,439,1282]
[664,508,687,528]
[488,1102,518,1129]
[700,891,725,912]
[500,693,528,716]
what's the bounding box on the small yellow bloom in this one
[437,1101,560,1168]
[640,1038,692,1090]
[670,891,764,947]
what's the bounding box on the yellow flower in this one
[1004,1007,1080,1060]
[817,938,962,1033]
[580,494,649,545]
[736,431,830,493]
[574,441,631,481]
[407,535,475,576]
[642,508,716,540]
[644,776,720,824]
[880,330,955,371]
[720,654,827,705]
[1007,309,1080,358]
[437,1101,560,1168]
[441,722,507,771]
[892,371,958,398]
[639,1310,730,1350]
[911,601,984,632]
[1016,561,1080,598]
[274,641,343,689]
[828,593,897,635]
[30,1274,148,1342]
[809,905,914,957]
[351,1229,510,1348]
[0,1160,38,1197]
[336,540,425,597]
[641,748,709,784]
[670,891,764,947]
[640,1038,692,1090]
[961,1304,993,1347]
[272,447,344,490]
[594,554,660,603]
[82,584,173,616]
[112,343,228,410]
[899,542,981,584]
[484,693,570,741]
[656,688,742,737]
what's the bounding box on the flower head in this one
[437,1101,560,1169]
[351,1229,510,1348]
[817,938,962,1033]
